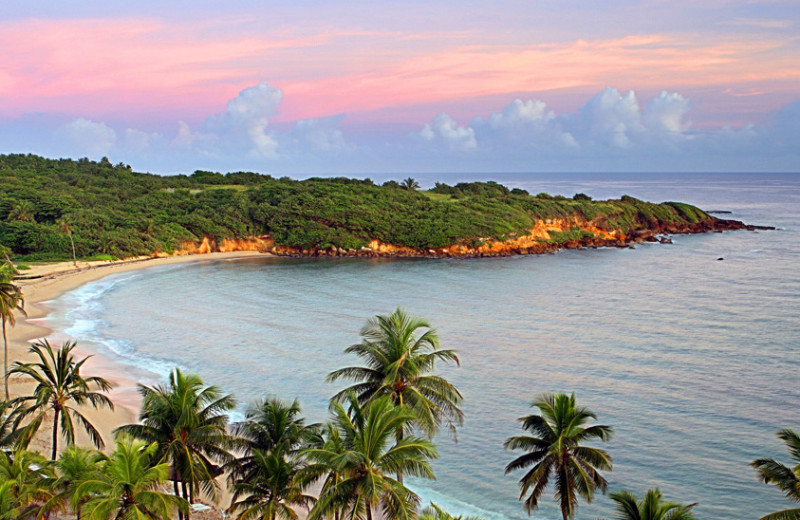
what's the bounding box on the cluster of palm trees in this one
[0,277,799,520]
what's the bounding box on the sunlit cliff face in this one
[164,214,747,259]
[173,237,274,255]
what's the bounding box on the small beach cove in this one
[6,252,270,454]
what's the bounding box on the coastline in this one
[5,251,270,456]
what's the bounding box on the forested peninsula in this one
[0,154,764,261]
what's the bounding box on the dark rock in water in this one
[658,236,673,244]
[717,257,724,261]
[708,210,733,214]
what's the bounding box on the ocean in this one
[43,172,800,519]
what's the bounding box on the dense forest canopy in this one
[0,154,710,261]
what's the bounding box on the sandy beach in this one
[5,251,268,456]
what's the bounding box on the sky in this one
[1,0,798,175]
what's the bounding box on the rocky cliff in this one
[173,216,770,259]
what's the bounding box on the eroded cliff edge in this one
[176,216,771,259]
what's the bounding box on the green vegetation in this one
[78,435,189,520]
[327,308,463,440]
[0,268,25,399]
[547,226,596,243]
[308,393,438,520]
[114,368,236,516]
[604,488,697,520]
[0,154,716,261]
[9,340,114,459]
[504,393,613,520]
[751,429,800,520]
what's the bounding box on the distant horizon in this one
[6,152,799,179]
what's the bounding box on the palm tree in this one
[9,340,114,459]
[227,447,315,520]
[0,399,34,449]
[752,428,800,520]
[43,445,107,519]
[504,393,613,520]
[76,435,188,520]
[230,397,317,481]
[0,479,37,519]
[418,502,486,520]
[299,423,347,520]
[115,368,235,514]
[0,448,55,519]
[57,217,78,268]
[0,274,25,400]
[307,393,438,520]
[399,178,420,191]
[605,488,697,520]
[327,308,463,441]
[6,201,36,223]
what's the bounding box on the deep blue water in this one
[45,173,800,520]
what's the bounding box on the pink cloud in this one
[1,17,797,127]
[279,33,799,120]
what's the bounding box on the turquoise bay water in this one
[45,173,800,519]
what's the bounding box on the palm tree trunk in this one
[174,480,183,520]
[396,426,404,484]
[3,319,8,400]
[395,392,404,485]
[182,481,191,518]
[52,407,60,460]
[366,504,372,520]
[68,231,77,268]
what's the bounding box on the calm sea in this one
[44,173,800,520]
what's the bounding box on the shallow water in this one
[45,173,800,520]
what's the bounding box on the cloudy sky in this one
[1,0,798,174]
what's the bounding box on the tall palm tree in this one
[227,447,315,520]
[230,397,317,481]
[307,393,438,520]
[0,273,25,400]
[752,428,800,520]
[504,393,613,520]
[57,217,78,268]
[76,435,188,520]
[115,368,235,514]
[327,308,463,440]
[605,488,697,520]
[9,340,114,459]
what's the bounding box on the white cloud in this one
[574,87,644,148]
[35,85,799,173]
[644,91,691,134]
[123,128,162,152]
[290,115,349,152]
[202,82,283,157]
[172,121,195,147]
[487,99,554,129]
[417,113,477,151]
[57,118,117,157]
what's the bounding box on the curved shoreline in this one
[6,251,270,455]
